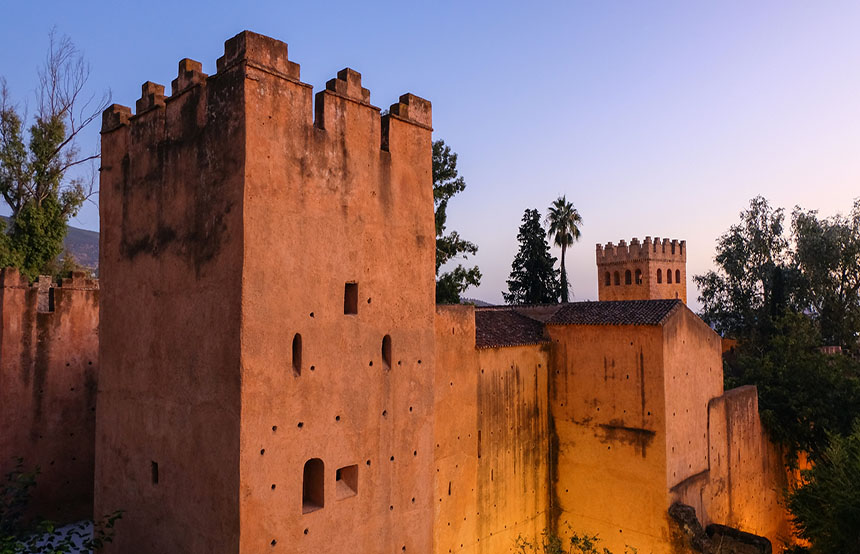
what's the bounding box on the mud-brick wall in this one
[704,386,792,550]
[0,268,99,522]
[434,306,550,554]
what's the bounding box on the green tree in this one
[545,195,583,303]
[787,422,860,554]
[694,196,800,338]
[725,313,860,463]
[504,208,560,304]
[792,200,860,349]
[0,30,107,279]
[432,139,481,303]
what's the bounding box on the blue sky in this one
[2,1,859,308]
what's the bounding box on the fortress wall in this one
[0,269,98,522]
[433,306,550,554]
[701,386,792,549]
[546,324,672,554]
[232,34,436,553]
[662,308,723,490]
[96,50,246,552]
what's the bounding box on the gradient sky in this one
[2,1,858,309]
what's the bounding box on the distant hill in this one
[0,216,99,270]
[461,297,493,307]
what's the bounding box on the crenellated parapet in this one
[596,236,686,264]
[101,30,431,157]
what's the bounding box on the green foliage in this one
[787,422,860,554]
[0,30,106,281]
[694,196,800,338]
[0,458,122,553]
[433,139,481,303]
[504,208,561,304]
[792,200,860,349]
[726,313,860,463]
[545,195,583,303]
[513,527,637,554]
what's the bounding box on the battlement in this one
[101,30,431,152]
[596,236,686,264]
[0,268,98,290]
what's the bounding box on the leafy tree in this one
[504,208,560,304]
[432,139,481,303]
[694,196,800,338]
[545,195,583,303]
[792,200,860,349]
[725,313,860,463]
[0,30,107,280]
[787,422,860,554]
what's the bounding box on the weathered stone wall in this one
[0,268,98,522]
[434,305,550,554]
[546,322,674,553]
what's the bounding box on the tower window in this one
[382,335,392,370]
[614,272,620,286]
[675,270,681,284]
[604,272,611,286]
[335,464,358,499]
[292,334,302,376]
[667,269,673,284]
[344,283,358,315]
[303,458,324,513]
[635,269,642,285]
[625,270,632,285]
[151,461,159,484]
[657,269,662,284]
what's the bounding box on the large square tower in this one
[95,31,436,553]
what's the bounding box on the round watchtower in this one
[596,236,686,303]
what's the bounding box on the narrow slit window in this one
[667,269,673,284]
[614,272,620,286]
[344,283,358,315]
[477,430,482,459]
[382,335,392,370]
[635,269,643,285]
[335,464,358,499]
[151,461,159,484]
[292,334,302,376]
[675,269,681,284]
[604,272,611,286]
[303,458,324,513]
[657,269,662,284]
[625,270,632,285]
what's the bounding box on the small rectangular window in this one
[151,461,159,484]
[344,283,358,315]
[335,464,358,499]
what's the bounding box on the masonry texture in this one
[0,268,98,522]
[0,29,795,554]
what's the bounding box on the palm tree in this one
[545,196,583,303]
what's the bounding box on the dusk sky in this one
[2,1,858,309]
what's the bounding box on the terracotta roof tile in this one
[546,299,682,326]
[475,309,549,349]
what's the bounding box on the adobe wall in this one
[233,33,437,553]
[434,306,550,554]
[96,44,246,552]
[672,386,792,551]
[662,307,723,490]
[546,323,676,554]
[0,268,98,522]
[597,237,687,303]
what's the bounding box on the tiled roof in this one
[475,308,549,349]
[546,299,682,326]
